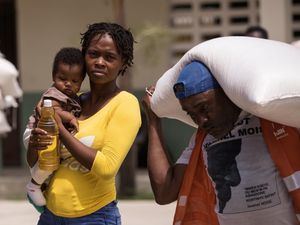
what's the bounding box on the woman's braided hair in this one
[80,22,134,75]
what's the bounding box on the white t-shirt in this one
[176,113,298,225]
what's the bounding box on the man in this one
[142,61,300,225]
[245,25,269,39]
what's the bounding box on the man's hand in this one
[142,86,160,123]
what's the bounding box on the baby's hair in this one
[80,22,135,75]
[52,47,86,79]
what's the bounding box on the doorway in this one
[0,0,21,167]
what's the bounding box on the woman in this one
[26,22,141,225]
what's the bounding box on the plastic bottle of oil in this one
[37,99,60,171]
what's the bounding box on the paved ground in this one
[0,200,176,225]
[0,169,176,224]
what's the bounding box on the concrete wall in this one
[16,0,194,163]
[16,0,171,92]
[17,0,110,92]
[260,0,290,42]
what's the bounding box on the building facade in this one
[0,0,299,168]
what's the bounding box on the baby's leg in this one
[27,163,52,206]
[26,178,47,206]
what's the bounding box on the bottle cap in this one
[43,99,52,107]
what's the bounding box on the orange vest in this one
[173,119,300,225]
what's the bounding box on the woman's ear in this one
[118,65,127,76]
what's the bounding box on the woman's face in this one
[85,33,124,85]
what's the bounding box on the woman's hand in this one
[53,110,68,135]
[28,128,53,151]
[54,111,63,127]
[27,127,53,167]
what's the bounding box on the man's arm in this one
[143,91,187,204]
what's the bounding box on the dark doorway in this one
[137,112,148,169]
[0,0,21,166]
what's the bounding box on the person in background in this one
[142,61,300,225]
[291,40,300,48]
[245,25,269,39]
[25,22,141,225]
[25,47,86,207]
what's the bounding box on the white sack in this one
[0,110,11,134]
[0,55,22,98]
[151,36,300,128]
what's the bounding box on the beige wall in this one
[260,0,290,42]
[17,0,170,92]
[125,1,171,89]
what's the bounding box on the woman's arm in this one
[91,98,141,178]
[53,100,79,132]
[55,95,141,175]
[55,114,96,170]
[142,91,187,204]
[25,98,75,167]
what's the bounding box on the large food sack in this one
[151,36,300,128]
[0,53,22,98]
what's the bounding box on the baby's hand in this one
[69,118,79,133]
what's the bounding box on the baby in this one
[26,47,86,206]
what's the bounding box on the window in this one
[199,16,222,26]
[169,0,259,62]
[229,1,248,9]
[171,3,192,11]
[174,34,193,43]
[171,16,193,27]
[201,33,221,41]
[293,0,300,5]
[200,2,221,10]
[230,16,249,24]
[293,14,300,22]
[293,30,300,38]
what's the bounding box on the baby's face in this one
[53,63,84,98]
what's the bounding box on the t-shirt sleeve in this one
[176,132,197,165]
[23,127,32,150]
[91,96,142,179]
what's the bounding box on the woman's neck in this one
[80,83,121,119]
[89,82,119,104]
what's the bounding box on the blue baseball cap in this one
[173,61,220,100]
